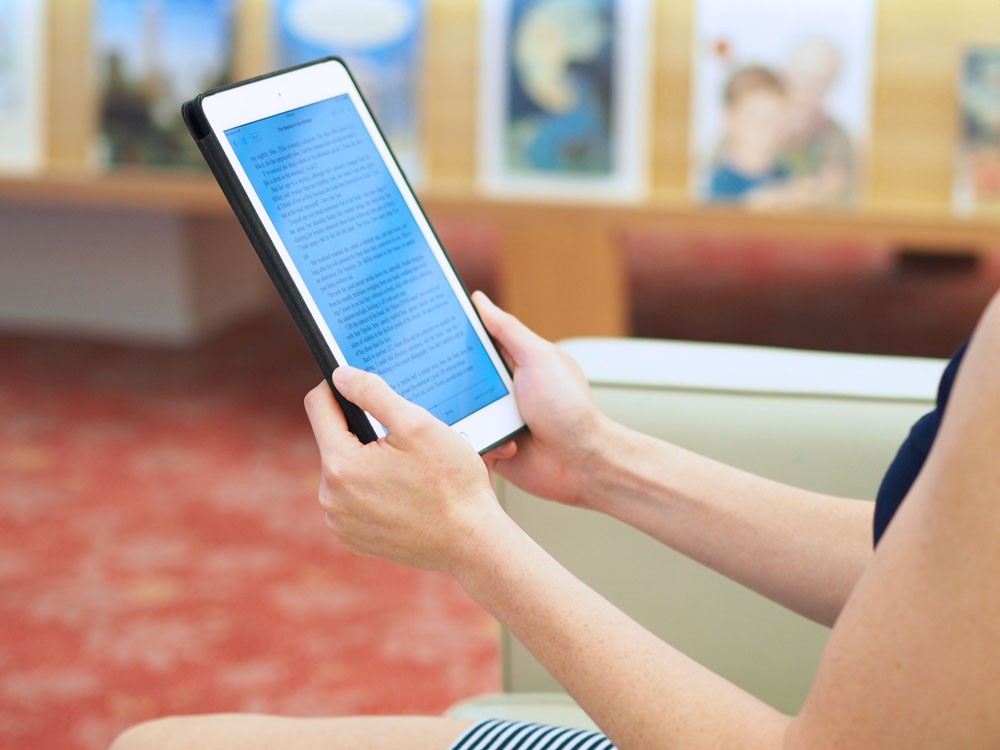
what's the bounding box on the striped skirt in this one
[449,719,615,750]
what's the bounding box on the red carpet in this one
[0,310,500,750]
[3,236,998,749]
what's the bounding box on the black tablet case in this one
[182,58,379,443]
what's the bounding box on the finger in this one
[304,379,355,451]
[485,440,517,461]
[472,291,548,365]
[332,365,429,436]
[483,442,517,477]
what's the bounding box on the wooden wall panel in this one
[47,0,95,170]
[652,0,694,201]
[424,0,480,189]
[868,0,1000,209]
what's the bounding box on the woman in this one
[113,290,1000,749]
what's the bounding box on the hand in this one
[304,366,509,574]
[473,291,607,508]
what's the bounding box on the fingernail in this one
[333,365,358,388]
[475,291,495,308]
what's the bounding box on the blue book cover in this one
[95,0,235,169]
[274,0,425,183]
[503,0,616,176]
[479,0,651,202]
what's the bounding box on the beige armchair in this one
[448,337,945,728]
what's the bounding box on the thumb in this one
[332,365,429,436]
[472,291,548,365]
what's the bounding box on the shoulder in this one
[972,288,1000,346]
[787,291,1000,747]
[900,291,1000,555]
[939,291,1000,436]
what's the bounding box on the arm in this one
[304,366,790,749]
[307,290,1000,750]
[305,293,1000,749]
[578,422,873,627]
[476,293,872,626]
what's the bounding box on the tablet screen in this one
[224,94,508,427]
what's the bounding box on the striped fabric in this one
[449,719,616,750]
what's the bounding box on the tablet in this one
[183,58,525,453]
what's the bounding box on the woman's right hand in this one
[473,291,609,508]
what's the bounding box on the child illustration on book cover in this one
[692,0,875,209]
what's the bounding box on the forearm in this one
[453,509,789,750]
[577,417,873,626]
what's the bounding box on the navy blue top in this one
[873,341,969,545]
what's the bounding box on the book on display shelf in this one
[690,0,877,210]
[94,0,235,170]
[478,0,652,203]
[954,47,1000,216]
[274,0,426,185]
[0,0,47,173]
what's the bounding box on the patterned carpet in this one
[3,240,998,749]
[0,310,500,750]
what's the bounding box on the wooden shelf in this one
[3,172,999,252]
[0,171,229,215]
[4,171,997,341]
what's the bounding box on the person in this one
[753,38,855,208]
[707,65,790,204]
[112,288,1000,749]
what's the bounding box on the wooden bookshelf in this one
[3,171,999,341]
[5,0,1000,342]
[4,171,1000,250]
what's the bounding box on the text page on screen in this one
[226,94,507,425]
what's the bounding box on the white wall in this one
[0,205,270,344]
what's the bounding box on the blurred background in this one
[2,0,999,748]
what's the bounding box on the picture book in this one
[274,0,425,184]
[691,0,876,209]
[0,0,46,173]
[95,0,234,170]
[478,0,651,202]
[954,47,1000,215]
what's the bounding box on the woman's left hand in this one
[303,365,510,573]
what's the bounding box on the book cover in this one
[95,0,235,170]
[274,0,425,185]
[691,0,876,209]
[954,47,1000,215]
[478,0,651,202]
[0,0,46,173]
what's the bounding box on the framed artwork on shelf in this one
[0,0,46,173]
[94,0,235,170]
[691,0,877,210]
[274,0,426,186]
[478,0,651,202]
[954,47,1000,216]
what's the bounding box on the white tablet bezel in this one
[200,59,523,452]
